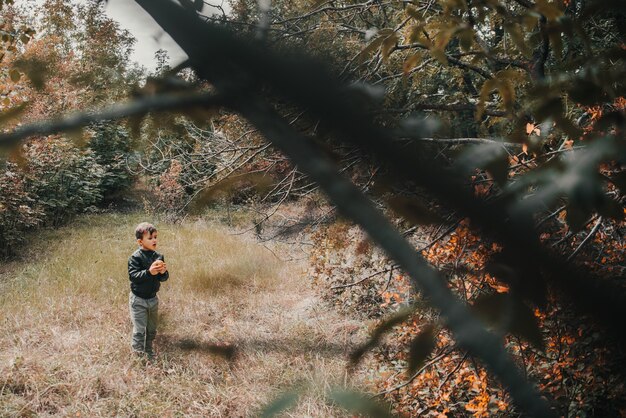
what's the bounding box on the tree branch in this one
[229,93,554,417]
[0,92,224,148]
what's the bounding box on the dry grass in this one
[0,212,371,417]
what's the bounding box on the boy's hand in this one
[149,260,163,275]
[159,262,168,273]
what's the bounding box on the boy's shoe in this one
[145,350,157,362]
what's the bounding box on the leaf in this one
[597,197,624,221]
[405,4,422,20]
[504,22,531,57]
[259,389,302,417]
[568,80,607,106]
[349,306,415,367]
[610,172,626,192]
[484,153,510,186]
[0,102,28,129]
[522,11,541,30]
[407,324,436,375]
[472,293,544,350]
[456,142,509,186]
[189,173,274,213]
[535,0,563,21]
[308,0,327,11]
[66,128,87,148]
[407,24,430,46]
[355,36,386,63]
[549,29,563,60]
[9,69,21,83]
[7,144,28,168]
[439,0,467,14]
[13,57,48,90]
[386,195,443,225]
[534,97,563,121]
[403,52,422,75]
[381,33,399,63]
[429,48,448,65]
[327,388,395,418]
[476,78,497,120]
[434,27,456,51]
[429,26,456,64]
[457,27,474,52]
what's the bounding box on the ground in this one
[0,211,372,417]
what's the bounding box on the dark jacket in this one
[128,248,169,299]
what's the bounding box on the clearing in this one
[0,212,372,417]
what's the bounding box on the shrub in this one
[88,122,134,201]
[23,137,104,226]
[0,162,42,256]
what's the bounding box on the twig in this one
[331,267,396,290]
[416,221,461,253]
[374,348,454,397]
[437,351,469,391]
[567,217,603,261]
[535,205,566,228]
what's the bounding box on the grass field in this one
[0,212,370,417]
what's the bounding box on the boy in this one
[128,222,169,359]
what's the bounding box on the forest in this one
[0,0,624,416]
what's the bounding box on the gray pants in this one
[129,292,159,354]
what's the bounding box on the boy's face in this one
[138,231,158,251]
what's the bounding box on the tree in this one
[0,0,140,253]
[0,0,624,416]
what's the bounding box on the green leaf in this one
[259,390,302,417]
[327,388,395,418]
[407,324,436,375]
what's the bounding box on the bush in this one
[23,137,104,226]
[0,162,42,257]
[88,122,134,201]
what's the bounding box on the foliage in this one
[0,0,141,255]
[22,136,104,226]
[0,162,41,256]
[145,158,187,219]
[310,216,625,416]
[0,0,624,416]
[88,122,134,200]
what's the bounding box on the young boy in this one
[128,222,169,358]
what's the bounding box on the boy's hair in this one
[135,222,157,240]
